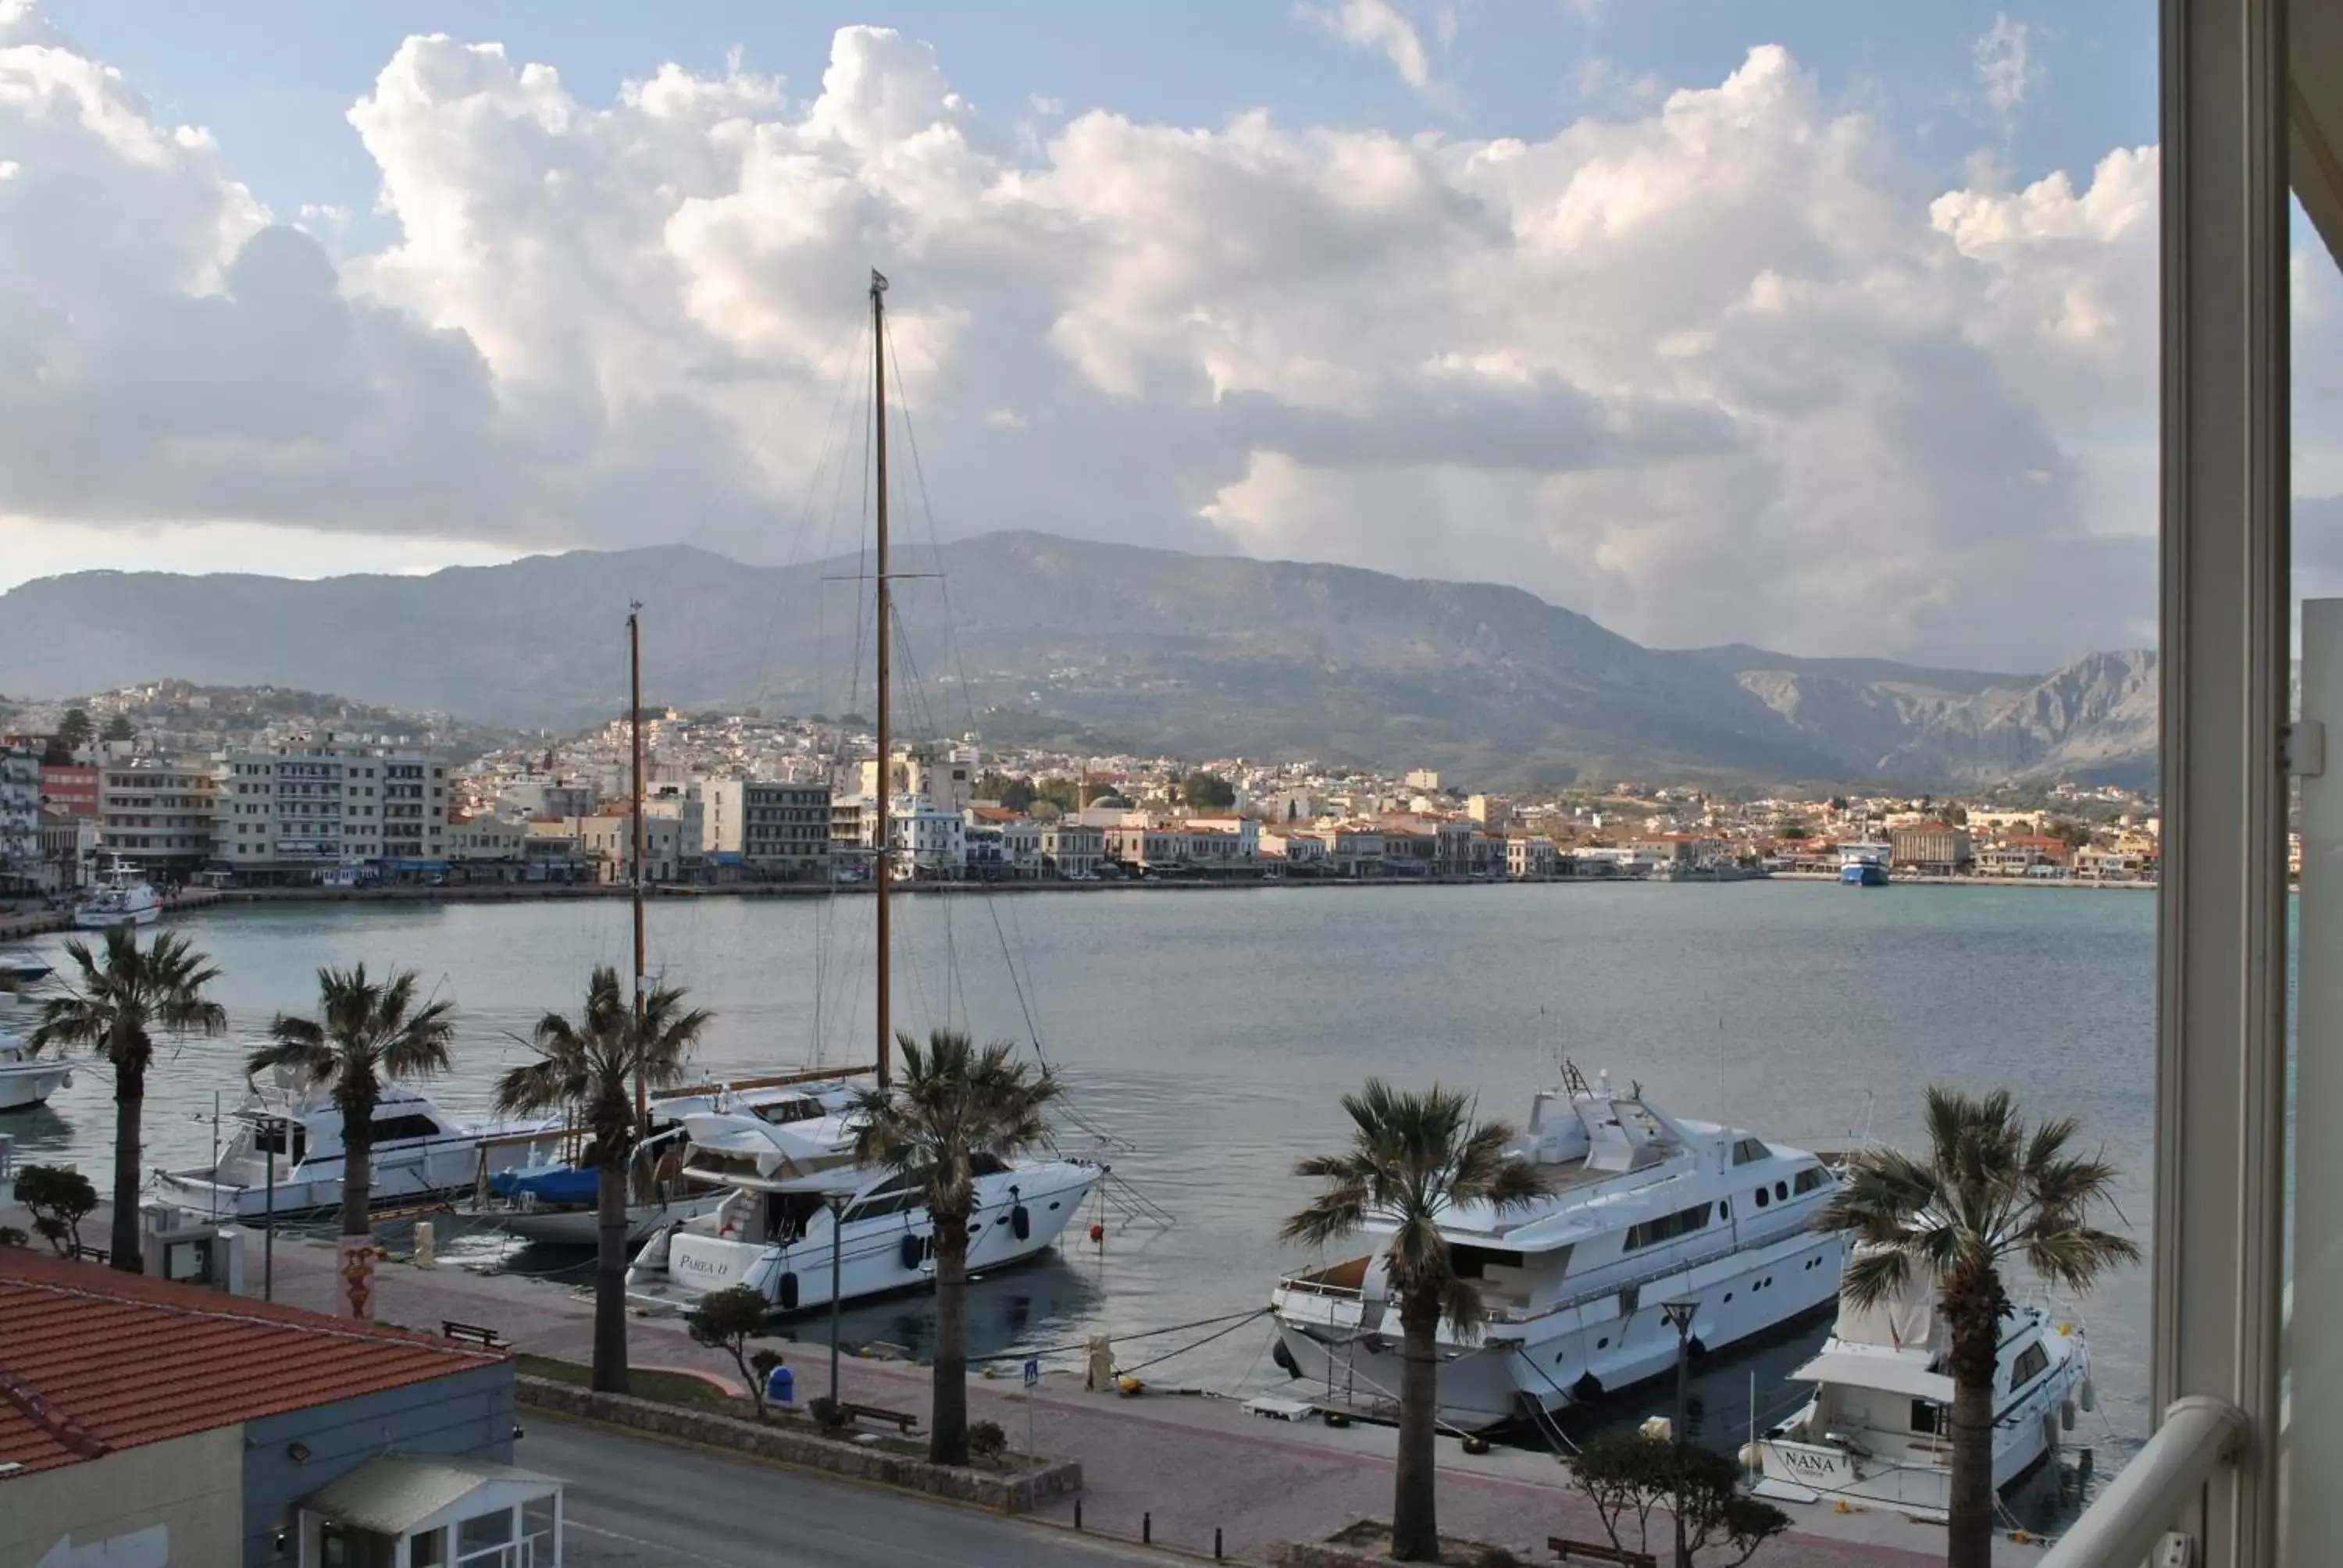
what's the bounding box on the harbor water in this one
[0,880,2152,1506]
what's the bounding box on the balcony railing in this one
[2035,1397,2248,1568]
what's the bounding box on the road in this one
[521,1417,1164,1567]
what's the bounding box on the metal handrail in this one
[2036,1395,2249,1568]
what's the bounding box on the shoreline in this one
[0,868,2165,940]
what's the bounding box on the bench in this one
[68,1243,110,1266]
[1550,1539,1656,1568]
[840,1401,918,1433]
[441,1319,508,1351]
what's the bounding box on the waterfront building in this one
[830,792,873,850]
[97,757,220,877]
[0,748,38,893]
[889,795,966,878]
[38,807,96,891]
[1889,822,1973,875]
[215,745,450,883]
[705,779,832,879]
[497,778,598,820]
[859,750,972,816]
[548,809,683,884]
[38,761,98,821]
[1039,821,1104,878]
[444,816,527,880]
[1258,827,1328,869]
[1507,834,1561,879]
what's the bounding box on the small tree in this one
[56,707,94,753]
[101,713,134,743]
[1567,1433,1789,1566]
[1180,772,1236,811]
[18,1164,100,1256]
[688,1284,775,1419]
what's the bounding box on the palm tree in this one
[494,966,711,1393]
[1282,1080,1553,1563]
[849,1029,1061,1465]
[248,964,456,1317]
[1819,1086,2138,1568]
[29,927,227,1272]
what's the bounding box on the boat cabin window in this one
[765,1190,830,1242]
[372,1113,443,1142]
[1911,1400,1941,1436]
[1792,1166,1830,1196]
[1449,1245,1527,1278]
[1731,1137,1772,1166]
[252,1118,307,1164]
[2009,1342,2050,1392]
[1624,1201,1713,1252]
[756,1097,826,1125]
[843,1186,927,1224]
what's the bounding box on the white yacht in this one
[1269,1067,1848,1430]
[153,1068,559,1221]
[1749,1263,2092,1520]
[461,1074,872,1247]
[73,859,162,929]
[0,1032,73,1111]
[623,1086,1099,1316]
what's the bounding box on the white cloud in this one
[1296,0,1442,98]
[2,9,2313,672]
[1974,12,2041,119]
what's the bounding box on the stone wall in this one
[515,1376,1082,1513]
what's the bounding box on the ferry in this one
[1749,1262,2092,1520]
[1838,846,1892,887]
[1268,1065,1847,1430]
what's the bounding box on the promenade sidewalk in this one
[27,1224,2013,1566]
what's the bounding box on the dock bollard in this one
[1143,1513,1151,1545]
[1073,1500,1082,1531]
[1215,1526,1224,1560]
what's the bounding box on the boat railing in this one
[2033,1396,2247,1568]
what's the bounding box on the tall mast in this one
[871,269,892,1091]
[629,600,648,1125]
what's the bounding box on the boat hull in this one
[462,1188,733,1247]
[0,1060,73,1111]
[1272,1228,1848,1430]
[625,1165,1100,1317]
[154,1133,555,1221]
[1838,866,1890,887]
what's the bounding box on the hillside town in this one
[0,681,2174,899]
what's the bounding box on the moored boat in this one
[1749,1265,2092,1520]
[1838,846,1892,887]
[1269,1065,1847,1430]
[74,859,162,928]
[0,1032,73,1111]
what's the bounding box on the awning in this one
[1788,1349,1955,1405]
[302,1455,558,1537]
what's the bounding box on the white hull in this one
[0,1059,73,1110]
[626,1164,1099,1316]
[155,1131,556,1221]
[1275,1228,1846,1428]
[465,1188,733,1247]
[73,904,159,929]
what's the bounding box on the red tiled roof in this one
[0,1249,500,1478]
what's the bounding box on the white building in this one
[890,796,965,878]
[216,746,451,882]
[0,748,40,892]
[98,757,221,876]
[705,780,831,878]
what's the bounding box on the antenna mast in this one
[872,269,893,1092]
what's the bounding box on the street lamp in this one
[1659,1298,1699,1568]
[826,1190,855,1413]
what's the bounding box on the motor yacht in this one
[0,1032,72,1111]
[73,859,162,929]
[1269,1065,1848,1430]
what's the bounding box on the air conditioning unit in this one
[138,1199,244,1292]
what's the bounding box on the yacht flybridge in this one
[1270,1067,1848,1430]
[625,269,1101,1318]
[1749,1262,2091,1519]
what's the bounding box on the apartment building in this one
[859,750,972,817]
[1,749,40,892]
[706,779,832,878]
[1889,822,1973,875]
[39,762,98,820]
[98,757,220,875]
[1507,836,1562,879]
[890,796,965,878]
[216,746,451,882]
[1039,821,1104,878]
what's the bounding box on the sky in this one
[1,0,2335,672]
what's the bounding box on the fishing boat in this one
[152,1065,559,1221]
[626,270,1100,1317]
[1748,1262,2092,1520]
[73,859,162,928]
[0,1032,73,1111]
[1838,846,1892,887]
[1268,1064,1848,1430]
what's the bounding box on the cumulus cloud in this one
[1295,0,1445,98]
[1974,13,2041,120]
[0,9,2298,669]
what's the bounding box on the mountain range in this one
[0,531,2157,790]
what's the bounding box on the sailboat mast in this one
[871,269,893,1091]
[629,600,648,1125]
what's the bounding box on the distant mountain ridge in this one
[0,533,2158,789]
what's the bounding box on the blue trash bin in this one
[767,1364,796,1405]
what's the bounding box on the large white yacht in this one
[1269,1067,1848,1430]
[0,1032,73,1111]
[623,1085,1100,1316]
[461,1074,872,1247]
[153,1067,558,1221]
[73,859,162,929]
[1749,1262,2092,1519]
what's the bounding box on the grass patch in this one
[515,1355,749,1417]
[1329,1520,1535,1567]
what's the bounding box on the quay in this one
[0,1201,2042,1565]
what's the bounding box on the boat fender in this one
[2042,1413,2059,1449]
[1362,1333,1387,1355]
[1737,1442,1765,1470]
[1011,1204,1030,1242]
[2060,1399,2076,1432]
[777,1271,800,1312]
[1688,1336,1706,1359]
[2079,1378,2096,1413]
[1571,1372,1605,1404]
[1271,1340,1300,1379]
[899,1233,924,1270]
